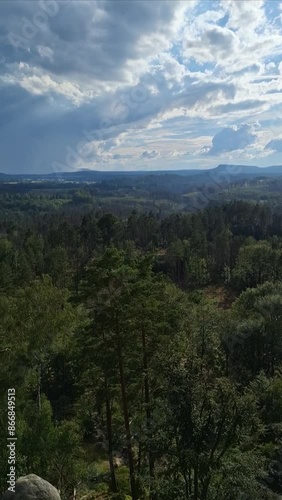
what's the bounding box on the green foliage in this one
[2,193,282,499]
[16,397,84,498]
[232,241,280,291]
[231,282,282,378]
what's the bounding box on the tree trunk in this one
[194,464,199,500]
[37,362,42,413]
[189,467,192,495]
[105,377,117,493]
[137,440,142,475]
[201,476,211,500]
[115,314,137,500]
[141,324,155,492]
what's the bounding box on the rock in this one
[2,474,61,500]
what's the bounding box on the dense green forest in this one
[1,170,282,217]
[2,179,282,499]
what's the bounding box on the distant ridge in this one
[214,164,282,175]
[215,164,260,174]
[0,164,281,182]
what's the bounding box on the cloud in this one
[265,138,282,153]
[0,69,238,172]
[37,45,54,61]
[140,150,160,159]
[203,123,258,155]
[1,63,86,105]
[212,100,268,116]
[0,0,282,172]
[224,0,266,32]
[1,0,187,87]
[184,26,239,64]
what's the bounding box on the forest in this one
[1,178,282,499]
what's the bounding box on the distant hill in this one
[213,164,282,175]
[0,165,281,183]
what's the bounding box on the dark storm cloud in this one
[1,0,181,83]
[0,72,236,173]
[0,0,189,172]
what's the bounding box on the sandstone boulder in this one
[2,474,61,500]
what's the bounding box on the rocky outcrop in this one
[2,474,61,500]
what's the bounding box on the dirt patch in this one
[203,285,236,309]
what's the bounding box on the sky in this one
[0,0,282,174]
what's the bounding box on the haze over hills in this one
[0,164,282,183]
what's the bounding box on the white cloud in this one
[37,45,53,61]
[224,0,265,33]
[183,25,240,65]
[1,0,282,172]
[0,64,86,105]
[203,123,259,155]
